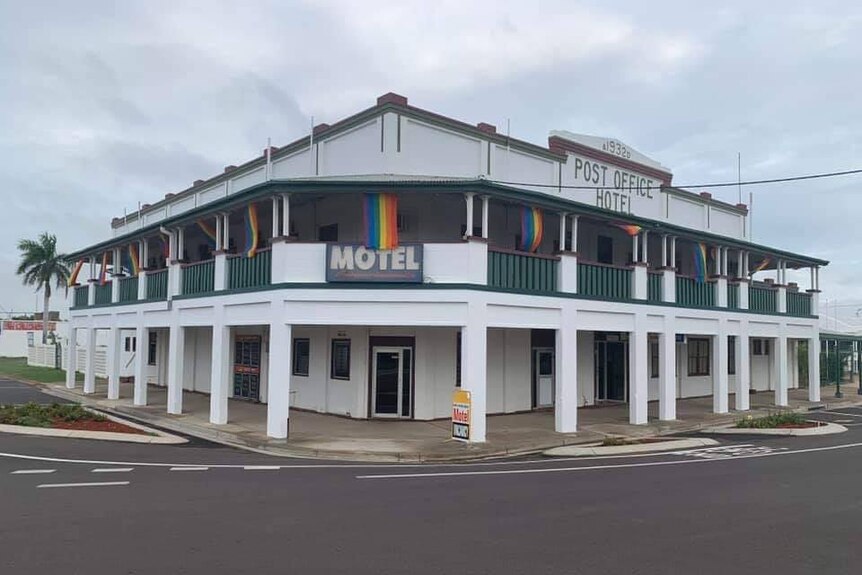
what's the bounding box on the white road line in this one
[37,481,129,489]
[823,411,862,418]
[91,468,133,473]
[11,469,56,475]
[356,441,862,480]
[243,465,281,471]
[169,466,209,472]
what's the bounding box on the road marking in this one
[11,469,56,475]
[91,467,133,473]
[822,411,862,418]
[243,465,280,470]
[356,441,862,480]
[37,481,129,489]
[169,466,209,472]
[675,445,788,460]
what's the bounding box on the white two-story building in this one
[66,93,825,442]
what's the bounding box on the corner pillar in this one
[106,325,121,400]
[658,317,676,421]
[554,308,577,433]
[460,303,487,442]
[167,324,185,414]
[133,324,149,406]
[629,314,648,425]
[266,320,292,438]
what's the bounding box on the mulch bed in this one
[51,419,151,435]
[774,421,820,429]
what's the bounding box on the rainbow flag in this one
[128,243,141,276]
[159,233,170,259]
[751,257,770,276]
[520,207,543,253]
[99,252,109,285]
[364,193,398,250]
[615,223,642,237]
[67,260,84,287]
[693,242,708,283]
[197,219,218,246]
[245,203,260,258]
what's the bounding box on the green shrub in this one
[601,436,630,446]
[0,403,106,427]
[735,411,807,429]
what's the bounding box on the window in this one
[650,341,659,378]
[147,332,157,365]
[330,339,351,380]
[728,336,736,375]
[597,235,613,264]
[455,331,462,387]
[124,336,136,352]
[753,339,770,356]
[687,338,710,376]
[318,223,339,242]
[292,338,310,377]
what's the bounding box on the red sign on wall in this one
[1,321,57,332]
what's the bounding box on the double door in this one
[372,347,413,418]
[595,339,627,402]
[234,336,261,401]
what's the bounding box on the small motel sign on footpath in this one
[452,390,472,441]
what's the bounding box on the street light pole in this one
[835,340,844,399]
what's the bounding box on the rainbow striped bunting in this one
[693,242,708,283]
[197,219,218,246]
[751,257,770,276]
[159,233,171,259]
[245,203,260,258]
[128,243,141,276]
[67,260,84,287]
[615,223,642,237]
[520,206,543,253]
[364,193,398,250]
[99,252,109,286]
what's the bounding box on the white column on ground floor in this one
[713,323,729,414]
[774,335,789,406]
[629,314,648,425]
[808,337,821,402]
[210,321,230,425]
[658,318,676,421]
[133,324,148,406]
[736,330,750,411]
[65,327,77,389]
[555,308,577,433]
[106,325,121,400]
[167,324,185,414]
[84,328,97,394]
[267,321,293,438]
[461,303,487,442]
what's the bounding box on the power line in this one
[487,167,862,191]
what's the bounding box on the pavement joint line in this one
[11,469,56,475]
[91,467,134,473]
[37,481,129,489]
[355,441,862,480]
[169,466,209,472]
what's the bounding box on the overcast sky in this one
[1,1,860,326]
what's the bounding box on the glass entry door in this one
[372,347,413,418]
[233,336,261,401]
[595,340,627,402]
[534,348,555,408]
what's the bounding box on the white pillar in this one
[271,196,281,239]
[267,321,293,438]
[629,314,648,425]
[167,324,185,414]
[658,318,676,421]
[775,335,789,406]
[464,192,475,238]
[177,227,185,261]
[555,308,577,433]
[736,329,750,410]
[632,234,639,263]
[106,325,121,400]
[713,325,729,414]
[209,321,230,425]
[65,327,77,389]
[215,216,223,251]
[223,213,231,251]
[808,336,821,402]
[281,193,290,237]
[558,212,567,252]
[213,252,228,291]
[460,303,487,442]
[133,324,148,405]
[481,195,490,239]
[571,215,579,252]
[84,327,97,394]
[670,237,677,269]
[111,248,121,303]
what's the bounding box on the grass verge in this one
[0,356,81,384]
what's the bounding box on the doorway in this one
[233,335,261,401]
[533,348,555,408]
[595,334,628,402]
[371,346,413,418]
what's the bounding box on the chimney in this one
[164,193,175,200]
[312,123,330,136]
[699,191,712,200]
[193,179,205,187]
[376,92,408,106]
[477,122,497,134]
[224,165,237,173]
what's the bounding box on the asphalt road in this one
[2,379,862,574]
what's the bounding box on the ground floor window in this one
[688,338,710,376]
[455,331,462,387]
[650,340,659,378]
[124,336,136,352]
[292,338,310,376]
[147,332,157,365]
[330,339,351,380]
[728,336,736,375]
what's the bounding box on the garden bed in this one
[734,412,819,430]
[0,403,149,435]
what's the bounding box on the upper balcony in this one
[67,182,825,320]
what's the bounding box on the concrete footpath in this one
[22,379,862,462]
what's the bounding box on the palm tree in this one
[16,233,71,344]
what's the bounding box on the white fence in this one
[27,344,108,377]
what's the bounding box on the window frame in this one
[728,336,736,375]
[147,332,157,366]
[292,338,310,377]
[687,337,711,377]
[649,340,659,378]
[330,339,351,380]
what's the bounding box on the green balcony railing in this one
[228,249,272,290]
[749,285,777,313]
[146,269,168,301]
[727,282,740,309]
[94,282,112,305]
[787,291,812,317]
[73,285,89,308]
[119,276,138,302]
[578,262,631,300]
[676,276,715,307]
[182,260,215,295]
[647,272,662,302]
[487,249,558,292]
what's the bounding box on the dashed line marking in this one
[243,465,280,471]
[91,467,133,473]
[37,481,129,489]
[11,469,56,475]
[169,466,209,472]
